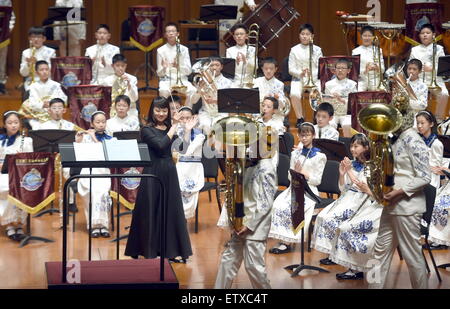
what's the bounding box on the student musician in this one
[20,60,67,130]
[406,59,428,114]
[314,102,339,141]
[85,24,120,85]
[0,0,14,94]
[20,27,56,94]
[105,95,140,136]
[156,22,197,107]
[352,25,385,92]
[428,166,450,249]
[288,23,323,127]
[409,23,448,122]
[102,54,139,118]
[269,123,326,254]
[324,59,357,138]
[0,111,33,242]
[75,111,113,238]
[38,98,75,130]
[226,23,257,88]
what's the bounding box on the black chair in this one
[338,137,353,160]
[275,153,291,199]
[279,132,294,157]
[186,28,219,59]
[194,155,221,233]
[308,160,341,251]
[279,56,292,82]
[421,184,442,282]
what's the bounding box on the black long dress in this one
[125,126,192,259]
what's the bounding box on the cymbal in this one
[43,21,87,28]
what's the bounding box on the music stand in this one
[195,57,236,80]
[200,5,238,56]
[313,139,349,162]
[437,56,450,81]
[218,88,260,114]
[438,135,450,159]
[113,131,141,142]
[28,130,76,217]
[47,7,87,57]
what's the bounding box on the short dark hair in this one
[115,95,131,106]
[407,58,423,71]
[49,98,66,107]
[209,56,223,65]
[28,27,45,36]
[112,54,127,64]
[419,23,435,33]
[165,22,179,32]
[230,23,248,34]
[317,102,334,117]
[299,23,314,34]
[35,60,49,71]
[263,96,279,110]
[361,25,375,36]
[298,122,315,135]
[96,24,110,32]
[416,111,438,135]
[261,57,278,67]
[170,95,182,104]
[335,58,351,69]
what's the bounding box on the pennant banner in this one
[68,85,111,130]
[110,167,143,210]
[0,6,12,49]
[405,3,444,46]
[290,169,306,235]
[319,55,360,93]
[7,152,55,215]
[348,91,392,133]
[129,5,165,52]
[51,57,93,89]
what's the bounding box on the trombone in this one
[426,37,442,94]
[240,23,259,88]
[170,36,187,93]
[301,38,322,113]
[368,36,386,91]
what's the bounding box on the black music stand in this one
[438,135,450,159]
[28,130,76,217]
[47,7,86,57]
[200,5,238,55]
[313,139,349,162]
[195,57,236,80]
[218,88,260,114]
[284,170,330,277]
[437,56,450,81]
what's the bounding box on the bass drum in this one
[443,22,450,54]
[223,0,300,52]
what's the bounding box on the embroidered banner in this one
[405,3,444,46]
[0,6,12,49]
[7,152,55,214]
[319,55,360,93]
[348,91,392,133]
[290,169,306,235]
[110,167,143,210]
[129,6,165,52]
[68,85,111,130]
[51,57,93,89]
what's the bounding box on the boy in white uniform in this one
[105,95,140,136]
[314,102,339,141]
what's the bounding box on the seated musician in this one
[102,54,139,118]
[406,59,428,114]
[324,59,357,138]
[85,24,120,85]
[105,95,140,136]
[260,96,285,136]
[226,23,257,88]
[19,27,56,94]
[314,102,339,141]
[38,98,75,130]
[20,60,67,130]
[157,22,197,107]
[352,25,385,92]
[409,23,448,122]
[196,57,232,134]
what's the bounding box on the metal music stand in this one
[437,56,450,81]
[312,139,349,162]
[47,7,87,56]
[28,130,76,217]
[195,57,236,80]
[218,88,260,114]
[200,5,238,55]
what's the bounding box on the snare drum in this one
[223,0,300,52]
[443,22,450,54]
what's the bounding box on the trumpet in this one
[240,23,259,88]
[29,41,37,86]
[170,36,187,93]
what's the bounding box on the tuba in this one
[240,23,259,88]
[170,36,187,93]
[358,103,403,206]
[389,64,417,112]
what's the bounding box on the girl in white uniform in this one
[75,111,113,238]
[0,111,33,241]
[428,167,450,247]
[269,122,326,254]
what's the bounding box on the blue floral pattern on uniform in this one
[182,179,197,193]
[395,132,430,179]
[316,209,356,241]
[336,220,374,254]
[431,195,450,228]
[251,163,277,211]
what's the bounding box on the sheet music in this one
[73,142,105,161]
[103,139,141,161]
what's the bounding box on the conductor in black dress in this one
[125,96,196,262]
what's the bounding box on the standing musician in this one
[0,0,14,95]
[85,24,120,85]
